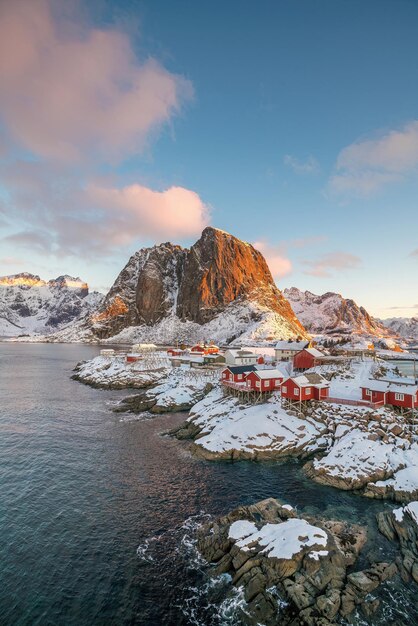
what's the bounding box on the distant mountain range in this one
[380,317,418,346]
[283,287,397,344]
[2,232,416,348]
[0,273,103,337]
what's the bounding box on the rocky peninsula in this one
[197,497,397,625]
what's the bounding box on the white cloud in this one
[329,121,418,197]
[284,155,319,174]
[86,183,210,244]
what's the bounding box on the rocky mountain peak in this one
[0,272,46,288]
[284,287,395,339]
[48,275,89,295]
[90,227,306,342]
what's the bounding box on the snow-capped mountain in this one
[51,227,307,345]
[381,317,418,345]
[283,287,396,343]
[0,272,104,337]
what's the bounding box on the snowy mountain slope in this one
[381,317,418,345]
[0,273,104,337]
[284,287,396,341]
[43,228,307,344]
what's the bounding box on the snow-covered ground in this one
[183,359,418,500]
[188,389,327,459]
[72,353,171,389]
[73,353,218,410]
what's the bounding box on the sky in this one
[0,0,417,319]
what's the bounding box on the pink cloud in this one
[328,120,418,197]
[0,165,210,256]
[252,241,292,279]
[0,0,192,162]
[303,252,361,277]
[86,183,210,244]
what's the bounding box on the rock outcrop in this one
[197,498,396,625]
[77,227,306,344]
[377,502,418,584]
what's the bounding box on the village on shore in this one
[73,337,418,502]
[72,339,418,625]
[97,338,418,418]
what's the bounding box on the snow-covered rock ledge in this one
[171,389,418,500]
[197,498,396,625]
[72,354,216,412]
[72,355,168,389]
[171,388,329,461]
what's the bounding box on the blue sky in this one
[0,0,417,318]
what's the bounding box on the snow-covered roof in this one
[275,340,309,351]
[283,373,329,388]
[225,349,258,358]
[303,347,324,358]
[361,380,418,395]
[251,368,285,380]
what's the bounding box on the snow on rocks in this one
[182,388,327,461]
[141,367,215,413]
[72,354,170,389]
[197,498,391,625]
[364,444,418,502]
[305,427,407,490]
[377,501,418,584]
[229,517,328,560]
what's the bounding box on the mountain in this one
[55,227,306,345]
[381,317,418,345]
[283,287,396,343]
[0,272,104,337]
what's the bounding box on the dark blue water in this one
[0,344,417,625]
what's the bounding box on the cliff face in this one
[176,227,298,324]
[284,287,395,339]
[90,227,306,343]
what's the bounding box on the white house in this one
[275,340,309,361]
[224,349,259,366]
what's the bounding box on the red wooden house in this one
[167,348,185,357]
[245,369,285,392]
[191,344,205,354]
[281,374,330,402]
[293,348,325,371]
[221,365,257,384]
[361,381,418,409]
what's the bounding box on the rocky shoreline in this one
[74,354,418,502]
[170,388,418,502]
[196,498,398,625]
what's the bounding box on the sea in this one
[0,343,417,625]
